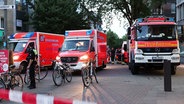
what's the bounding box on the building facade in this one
[176,0,184,36]
[176,0,184,63]
[0,0,30,49]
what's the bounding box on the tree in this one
[150,0,166,15]
[121,35,128,41]
[81,0,151,27]
[82,0,168,27]
[27,0,90,34]
[107,30,123,49]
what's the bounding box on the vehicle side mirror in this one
[128,36,131,40]
[90,47,95,52]
[127,27,131,36]
[58,48,61,52]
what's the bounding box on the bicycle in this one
[52,61,73,86]
[0,65,23,101]
[24,62,48,85]
[81,54,98,87]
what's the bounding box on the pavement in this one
[1,63,184,104]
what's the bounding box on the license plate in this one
[152,56,163,60]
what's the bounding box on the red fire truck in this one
[127,16,180,75]
[9,32,65,72]
[56,29,107,70]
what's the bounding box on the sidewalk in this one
[177,64,184,70]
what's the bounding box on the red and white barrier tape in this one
[0,89,97,104]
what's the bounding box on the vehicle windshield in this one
[9,42,27,52]
[61,40,89,52]
[137,25,176,41]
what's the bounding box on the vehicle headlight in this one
[134,49,143,55]
[172,49,180,54]
[13,56,19,60]
[56,56,60,60]
[80,55,89,60]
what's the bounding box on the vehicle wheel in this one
[130,60,139,75]
[81,67,91,87]
[35,66,48,80]
[0,79,5,101]
[12,73,23,91]
[128,63,131,70]
[102,61,106,68]
[171,65,176,75]
[65,69,72,83]
[52,67,63,86]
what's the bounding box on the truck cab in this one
[127,16,180,75]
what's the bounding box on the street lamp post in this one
[3,0,7,49]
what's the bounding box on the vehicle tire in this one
[128,63,131,70]
[24,70,30,85]
[171,65,176,75]
[130,60,139,75]
[52,67,63,86]
[0,79,5,101]
[35,66,48,80]
[11,73,23,91]
[81,67,91,87]
[65,70,72,83]
[102,61,106,69]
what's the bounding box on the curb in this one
[0,89,97,104]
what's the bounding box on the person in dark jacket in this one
[26,42,37,89]
[110,47,116,64]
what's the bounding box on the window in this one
[1,18,4,28]
[171,3,176,14]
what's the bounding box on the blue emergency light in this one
[137,18,143,23]
[167,17,174,22]
[9,34,14,39]
[86,30,92,35]
[24,32,34,38]
[65,31,69,36]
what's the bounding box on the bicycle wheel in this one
[81,67,91,87]
[65,69,72,83]
[0,79,5,101]
[11,73,23,91]
[52,67,63,86]
[92,67,98,83]
[35,66,48,80]
[24,70,30,85]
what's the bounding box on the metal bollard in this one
[163,60,172,92]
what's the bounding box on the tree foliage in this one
[81,0,151,27]
[27,0,90,34]
[82,0,167,27]
[107,30,123,49]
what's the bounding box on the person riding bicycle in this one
[26,42,37,89]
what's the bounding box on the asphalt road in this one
[1,63,184,104]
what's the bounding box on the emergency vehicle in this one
[56,29,107,70]
[127,16,180,75]
[9,32,65,72]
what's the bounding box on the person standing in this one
[110,47,116,64]
[107,46,111,63]
[26,42,37,89]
